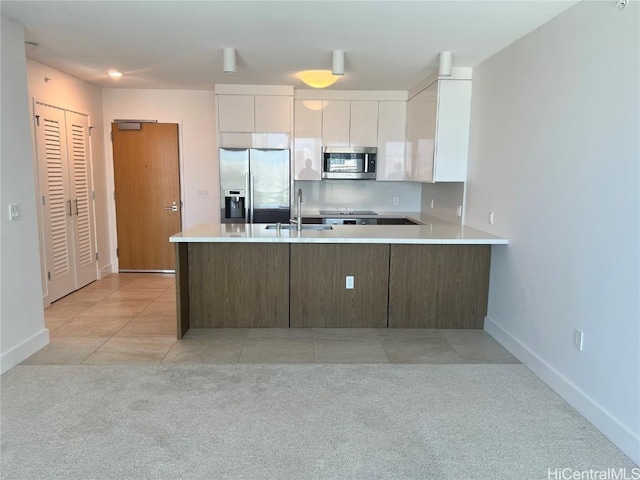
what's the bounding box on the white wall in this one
[465,1,639,463]
[26,60,111,283]
[1,16,49,373]
[101,89,217,269]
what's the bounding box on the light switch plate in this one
[9,204,21,221]
[196,189,209,198]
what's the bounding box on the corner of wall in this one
[485,316,640,465]
[420,182,464,224]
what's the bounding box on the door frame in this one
[31,98,99,307]
[106,119,186,273]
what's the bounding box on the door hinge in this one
[116,248,119,258]
[88,126,94,136]
[110,131,113,141]
[35,115,40,127]
[96,252,99,261]
[47,271,51,281]
[42,195,46,205]
[92,190,95,200]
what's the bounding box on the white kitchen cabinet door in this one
[322,100,350,147]
[350,101,378,147]
[255,95,292,133]
[294,100,322,181]
[433,80,471,182]
[217,95,254,132]
[376,101,407,181]
[406,83,437,182]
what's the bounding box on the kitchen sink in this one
[265,224,333,231]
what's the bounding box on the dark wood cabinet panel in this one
[302,217,323,224]
[175,242,190,338]
[187,243,289,328]
[290,244,390,328]
[389,245,491,328]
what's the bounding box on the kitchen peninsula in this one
[170,215,507,338]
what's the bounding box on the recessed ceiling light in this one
[298,70,339,89]
[108,70,123,79]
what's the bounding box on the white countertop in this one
[170,214,508,245]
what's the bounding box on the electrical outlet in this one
[196,189,209,198]
[574,329,584,351]
[489,212,494,225]
[393,197,399,206]
[345,276,354,289]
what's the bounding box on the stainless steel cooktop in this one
[319,210,377,216]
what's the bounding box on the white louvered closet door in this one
[65,111,97,288]
[35,103,76,302]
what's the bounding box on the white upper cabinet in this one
[376,101,407,181]
[350,101,378,147]
[217,89,292,136]
[405,79,471,183]
[322,100,350,147]
[406,83,437,182]
[321,100,379,147]
[218,95,255,132]
[433,81,472,181]
[294,100,323,181]
[255,95,292,133]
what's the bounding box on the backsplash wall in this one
[296,180,422,212]
[420,182,465,224]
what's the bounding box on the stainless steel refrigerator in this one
[219,148,291,224]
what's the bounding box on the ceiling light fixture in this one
[223,47,236,74]
[439,51,453,76]
[299,70,339,89]
[332,50,345,76]
[108,70,123,79]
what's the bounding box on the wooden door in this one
[111,123,181,271]
[35,103,76,302]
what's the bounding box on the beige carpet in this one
[1,364,634,479]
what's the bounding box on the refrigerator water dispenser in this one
[224,189,246,221]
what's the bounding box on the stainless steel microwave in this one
[322,147,377,180]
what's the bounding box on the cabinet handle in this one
[74,199,79,216]
[67,200,72,217]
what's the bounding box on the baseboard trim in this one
[99,263,114,279]
[0,328,50,375]
[484,316,640,465]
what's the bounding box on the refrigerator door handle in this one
[245,172,250,223]
[250,172,255,224]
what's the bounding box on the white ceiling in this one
[1,1,578,91]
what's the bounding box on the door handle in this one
[164,201,179,212]
[74,199,79,216]
[67,199,72,217]
[250,172,255,224]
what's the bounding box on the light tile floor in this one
[24,273,520,366]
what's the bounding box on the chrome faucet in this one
[290,188,303,232]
